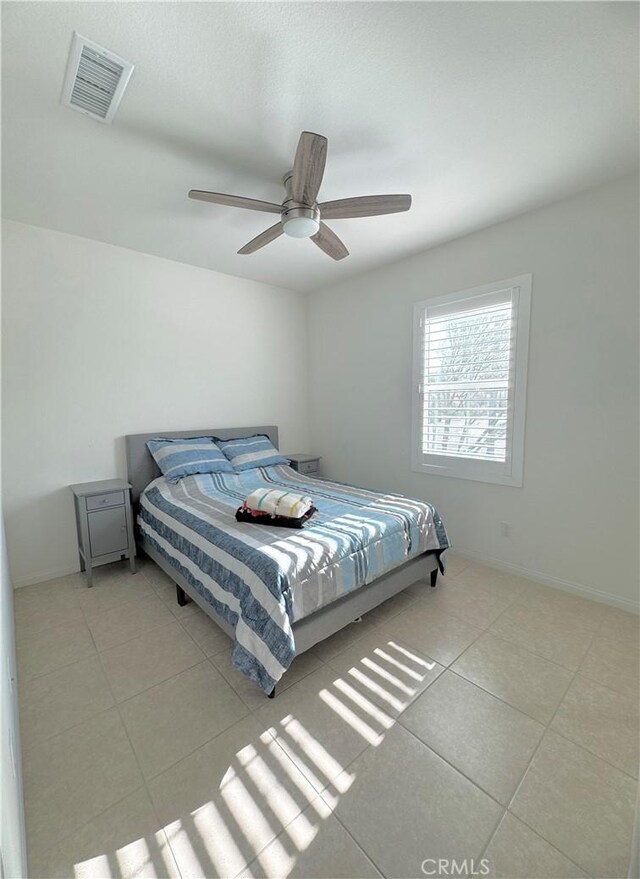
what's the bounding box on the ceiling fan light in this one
[283,215,320,238]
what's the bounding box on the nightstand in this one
[286,454,322,476]
[70,479,136,586]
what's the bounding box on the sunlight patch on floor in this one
[348,665,406,710]
[68,636,439,878]
[333,677,395,729]
[319,687,384,745]
[73,853,112,878]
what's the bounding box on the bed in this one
[125,426,449,697]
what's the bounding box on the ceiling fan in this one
[188,131,412,260]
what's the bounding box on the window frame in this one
[411,274,532,487]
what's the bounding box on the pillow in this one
[147,437,233,483]
[216,434,289,471]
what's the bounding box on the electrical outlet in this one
[500,522,511,538]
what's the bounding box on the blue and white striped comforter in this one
[138,465,449,693]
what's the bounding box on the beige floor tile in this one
[364,589,417,626]
[425,579,518,628]
[63,571,91,589]
[82,561,139,588]
[402,577,435,599]
[580,632,639,698]
[326,628,444,719]
[99,620,205,702]
[510,731,636,878]
[14,576,81,609]
[19,655,114,747]
[18,555,638,879]
[516,585,606,634]
[440,552,472,578]
[23,708,143,857]
[167,593,204,621]
[484,813,587,878]
[239,800,382,879]
[254,666,376,794]
[381,604,482,666]
[29,787,179,879]
[551,675,639,777]
[449,563,529,596]
[451,632,573,724]
[599,607,640,650]
[489,602,594,670]
[78,573,155,615]
[17,617,96,680]
[131,554,154,572]
[147,576,203,621]
[119,660,247,779]
[329,724,502,879]
[401,671,543,804]
[150,578,183,608]
[179,607,234,657]
[148,715,318,879]
[14,584,81,646]
[14,603,86,636]
[141,562,176,590]
[86,594,175,652]
[212,647,323,711]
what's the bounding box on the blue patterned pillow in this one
[147,437,233,483]
[216,435,289,471]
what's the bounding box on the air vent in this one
[61,32,134,123]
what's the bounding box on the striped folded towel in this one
[244,488,314,520]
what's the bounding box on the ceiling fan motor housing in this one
[281,171,320,237]
[281,204,320,238]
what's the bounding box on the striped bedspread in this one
[138,465,449,693]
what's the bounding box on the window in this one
[412,275,532,486]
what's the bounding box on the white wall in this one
[0,516,27,879]
[308,175,639,611]
[2,221,310,586]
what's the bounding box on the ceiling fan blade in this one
[237,223,284,255]
[319,194,412,219]
[311,222,349,261]
[188,190,282,214]
[291,132,328,205]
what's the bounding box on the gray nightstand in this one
[286,454,322,476]
[70,479,136,586]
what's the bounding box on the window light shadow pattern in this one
[42,636,439,879]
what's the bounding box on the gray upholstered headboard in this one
[125,425,279,504]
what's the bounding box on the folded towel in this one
[235,503,317,529]
[244,488,314,520]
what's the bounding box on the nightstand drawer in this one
[86,491,125,511]
[298,460,319,474]
[88,506,128,556]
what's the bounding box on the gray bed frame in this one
[125,426,439,696]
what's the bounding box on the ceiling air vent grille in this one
[61,33,134,124]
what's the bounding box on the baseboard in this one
[12,566,79,588]
[451,548,639,615]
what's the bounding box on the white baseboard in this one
[451,548,639,615]
[12,566,79,588]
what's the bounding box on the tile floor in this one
[14,554,639,879]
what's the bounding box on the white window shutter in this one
[412,276,532,486]
[422,292,513,462]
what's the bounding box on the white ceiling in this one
[2,2,638,293]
